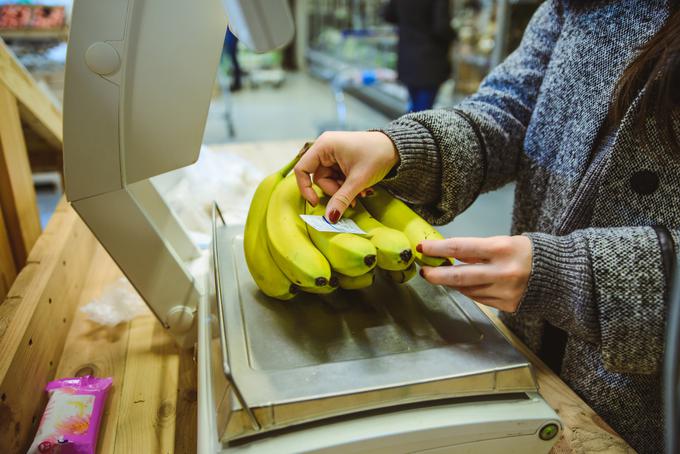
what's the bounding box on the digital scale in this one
[63,0,562,452]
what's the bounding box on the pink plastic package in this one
[27,376,113,454]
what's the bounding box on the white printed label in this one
[299,215,367,235]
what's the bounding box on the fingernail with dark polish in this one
[419,269,425,278]
[329,209,340,223]
[416,243,423,253]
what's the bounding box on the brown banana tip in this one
[329,276,339,288]
[400,249,413,262]
[289,284,300,295]
[364,255,377,267]
[315,277,328,287]
[442,259,453,267]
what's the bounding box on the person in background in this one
[383,0,455,112]
[294,1,680,452]
[224,28,243,92]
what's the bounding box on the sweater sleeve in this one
[379,0,563,225]
[519,226,679,375]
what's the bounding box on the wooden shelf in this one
[0,28,68,41]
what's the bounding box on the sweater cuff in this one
[378,116,442,205]
[517,232,597,343]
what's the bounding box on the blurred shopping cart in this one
[319,66,397,132]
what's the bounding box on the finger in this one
[419,238,496,261]
[457,284,496,300]
[454,258,484,265]
[312,166,341,197]
[325,175,365,222]
[316,177,341,197]
[294,150,323,206]
[420,264,496,288]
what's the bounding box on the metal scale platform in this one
[199,211,562,452]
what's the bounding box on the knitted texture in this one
[380,1,679,452]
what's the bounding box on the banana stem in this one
[278,142,312,177]
[279,155,301,178]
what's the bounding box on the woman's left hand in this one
[418,235,533,313]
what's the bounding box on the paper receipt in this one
[299,215,367,235]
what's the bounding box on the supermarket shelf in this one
[0,28,68,41]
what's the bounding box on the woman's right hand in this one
[294,131,399,222]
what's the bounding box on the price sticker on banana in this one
[300,215,367,235]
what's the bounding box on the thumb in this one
[325,176,363,223]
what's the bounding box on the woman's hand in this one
[294,131,398,222]
[419,235,533,313]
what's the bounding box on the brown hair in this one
[609,3,680,152]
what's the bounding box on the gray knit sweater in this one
[380,1,680,452]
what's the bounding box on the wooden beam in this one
[53,243,198,454]
[175,345,198,453]
[0,82,42,269]
[0,207,15,300]
[23,126,63,175]
[114,316,180,454]
[0,39,62,149]
[0,200,97,452]
[54,246,130,454]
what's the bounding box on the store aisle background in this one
[203,71,515,239]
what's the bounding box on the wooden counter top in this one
[0,141,634,453]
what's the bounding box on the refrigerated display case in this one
[305,0,540,115]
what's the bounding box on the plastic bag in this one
[80,277,146,326]
[27,376,113,454]
[160,145,263,237]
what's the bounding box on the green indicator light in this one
[539,423,559,441]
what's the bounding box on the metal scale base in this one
[198,220,562,453]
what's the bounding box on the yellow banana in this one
[385,262,417,284]
[301,276,339,294]
[267,174,332,288]
[361,186,451,267]
[305,188,377,277]
[336,271,375,290]
[346,202,414,271]
[243,154,302,300]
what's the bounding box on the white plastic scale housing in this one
[63,0,294,347]
[64,1,562,452]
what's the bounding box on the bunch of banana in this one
[361,186,452,267]
[244,150,449,301]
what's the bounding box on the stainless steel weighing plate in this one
[210,222,538,442]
